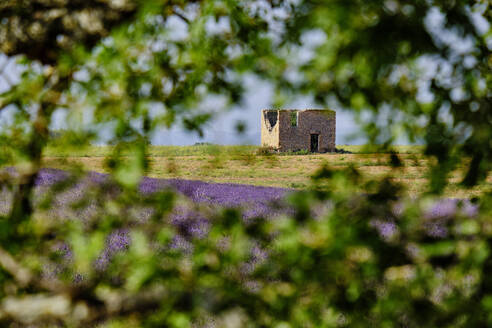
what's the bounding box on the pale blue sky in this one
[0,52,364,146]
[0,5,489,146]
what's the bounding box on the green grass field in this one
[42,144,425,157]
[41,144,490,198]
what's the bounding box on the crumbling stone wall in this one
[261,109,336,152]
[261,110,280,149]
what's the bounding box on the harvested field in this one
[40,145,491,198]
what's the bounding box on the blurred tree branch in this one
[0,1,490,327]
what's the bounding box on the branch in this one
[0,247,65,292]
[0,294,71,324]
[95,284,168,317]
[0,285,168,325]
[172,8,190,24]
[0,248,32,287]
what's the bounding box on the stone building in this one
[261,109,336,152]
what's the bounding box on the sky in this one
[0,5,489,146]
[148,75,363,146]
[145,13,365,146]
[0,52,364,146]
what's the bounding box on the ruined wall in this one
[261,109,336,152]
[260,110,280,148]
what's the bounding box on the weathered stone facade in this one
[261,109,336,152]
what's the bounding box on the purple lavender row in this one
[2,167,481,282]
[8,168,480,222]
[32,168,291,208]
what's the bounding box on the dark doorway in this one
[310,134,319,152]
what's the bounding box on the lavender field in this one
[0,166,486,326]
[1,167,292,235]
[1,167,479,240]
[4,167,478,217]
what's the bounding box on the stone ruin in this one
[261,109,336,152]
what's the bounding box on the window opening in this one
[290,111,298,127]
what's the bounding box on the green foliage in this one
[290,111,298,127]
[282,149,311,156]
[0,0,491,327]
[285,0,491,190]
[255,146,277,156]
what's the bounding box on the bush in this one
[255,146,277,156]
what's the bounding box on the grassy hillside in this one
[38,145,491,198]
